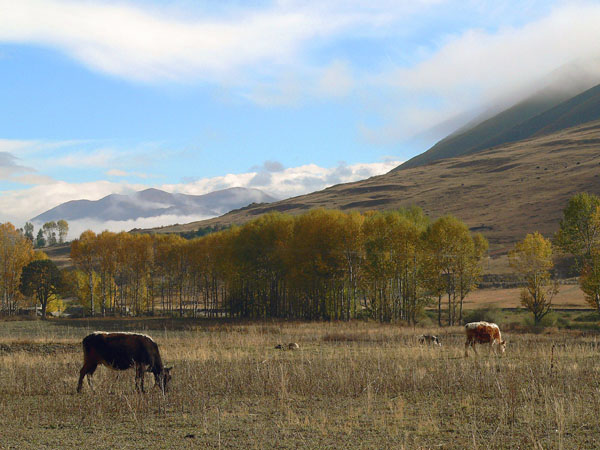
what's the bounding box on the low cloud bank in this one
[3,159,401,235]
[38,214,214,240]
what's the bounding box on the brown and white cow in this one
[464,322,506,357]
[77,332,172,394]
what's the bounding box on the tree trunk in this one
[89,271,94,317]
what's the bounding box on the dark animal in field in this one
[464,321,506,357]
[418,335,441,346]
[275,342,300,350]
[77,332,172,394]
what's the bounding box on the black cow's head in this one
[156,366,173,393]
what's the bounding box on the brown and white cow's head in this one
[499,340,507,354]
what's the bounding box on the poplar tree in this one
[509,232,558,325]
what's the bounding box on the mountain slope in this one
[156,120,600,249]
[31,187,277,223]
[398,80,600,171]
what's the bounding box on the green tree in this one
[579,248,600,313]
[23,222,34,242]
[555,193,600,265]
[42,221,58,246]
[57,220,69,244]
[20,259,62,320]
[509,232,558,325]
[35,229,46,248]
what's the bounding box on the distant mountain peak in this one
[31,187,277,223]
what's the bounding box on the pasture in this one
[1,319,600,448]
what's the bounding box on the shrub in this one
[572,311,600,322]
[524,311,558,332]
[463,306,501,324]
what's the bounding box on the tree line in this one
[503,193,600,325]
[4,193,600,324]
[21,220,69,248]
[67,208,488,323]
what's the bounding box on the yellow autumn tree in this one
[0,222,34,314]
[423,216,486,326]
[509,232,558,325]
[70,230,98,316]
[579,248,600,312]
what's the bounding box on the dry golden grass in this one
[1,319,600,448]
[465,284,587,309]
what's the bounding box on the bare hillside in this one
[156,120,600,250]
[398,80,600,170]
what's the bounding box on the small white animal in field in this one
[464,321,506,357]
[418,334,441,346]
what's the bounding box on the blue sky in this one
[1,0,600,232]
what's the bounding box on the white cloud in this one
[165,160,401,199]
[0,0,443,108]
[59,215,215,240]
[0,139,168,179]
[0,0,370,81]
[0,139,38,153]
[106,168,151,179]
[106,169,128,177]
[366,3,600,141]
[50,148,116,168]
[0,159,401,231]
[0,151,34,179]
[317,60,355,98]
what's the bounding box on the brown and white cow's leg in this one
[77,362,98,393]
[465,339,474,357]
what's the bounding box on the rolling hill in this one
[155,120,600,250]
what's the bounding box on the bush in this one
[463,306,501,325]
[572,311,600,322]
[524,311,558,332]
[416,315,434,327]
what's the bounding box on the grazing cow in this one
[418,335,441,346]
[77,332,172,394]
[275,342,300,350]
[464,322,506,357]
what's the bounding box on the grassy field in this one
[465,284,587,309]
[1,319,600,449]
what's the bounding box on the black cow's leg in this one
[135,364,146,393]
[77,363,97,393]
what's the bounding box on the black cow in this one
[77,332,172,394]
